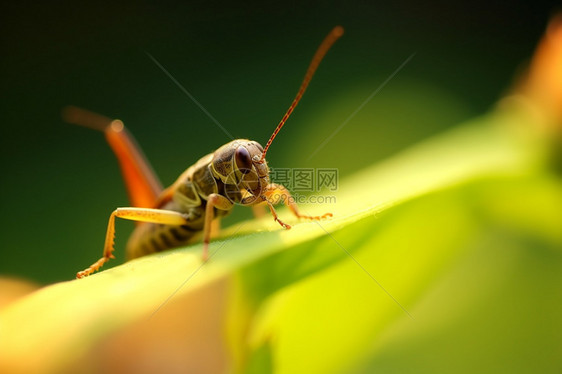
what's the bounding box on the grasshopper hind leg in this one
[63,106,163,208]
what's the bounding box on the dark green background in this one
[0,1,557,283]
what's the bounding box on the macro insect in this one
[64,26,343,279]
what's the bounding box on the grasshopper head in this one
[211,139,270,205]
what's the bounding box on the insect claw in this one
[76,271,87,279]
[274,218,291,230]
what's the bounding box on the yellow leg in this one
[262,183,332,229]
[210,218,221,239]
[265,201,292,229]
[252,202,267,219]
[203,194,233,261]
[77,207,189,278]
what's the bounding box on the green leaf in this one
[1,98,559,374]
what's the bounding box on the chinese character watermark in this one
[269,168,339,192]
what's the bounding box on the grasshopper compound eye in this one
[235,146,252,174]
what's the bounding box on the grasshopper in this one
[65,26,343,278]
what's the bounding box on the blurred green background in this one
[0,1,558,283]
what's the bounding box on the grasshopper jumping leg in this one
[262,183,332,229]
[77,207,190,278]
[63,106,163,208]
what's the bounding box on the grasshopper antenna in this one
[258,25,344,163]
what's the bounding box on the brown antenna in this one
[258,26,344,163]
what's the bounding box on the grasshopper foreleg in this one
[262,183,332,229]
[202,194,234,261]
[76,207,190,278]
